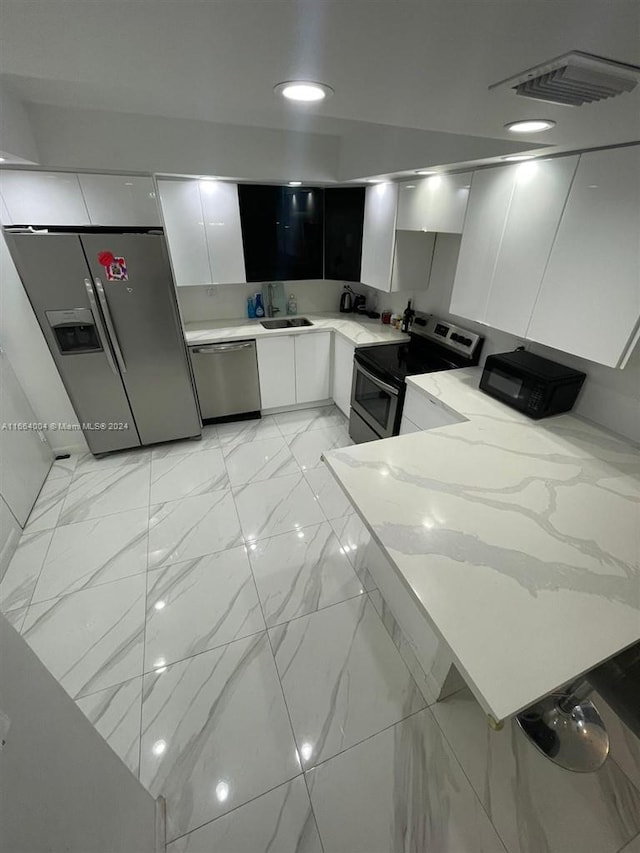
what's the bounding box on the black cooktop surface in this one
[356,341,458,384]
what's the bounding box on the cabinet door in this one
[325,187,365,281]
[238,185,324,282]
[77,174,161,226]
[360,183,398,291]
[527,146,640,367]
[397,173,471,233]
[390,231,436,292]
[332,335,355,416]
[199,181,246,284]
[256,336,296,409]
[295,331,331,404]
[449,166,515,322]
[0,171,90,225]
[157,179,212,286]
[403,387,463,431]
[484,157,578,337]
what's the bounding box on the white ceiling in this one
[1,0,639,177]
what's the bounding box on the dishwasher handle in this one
[191,342,255,354]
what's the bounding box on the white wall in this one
[0,81,39,163]
[178,279,345,323]
[28,104,340,183]
[0,614,161,853]
[0,234,87,454]
[411,234,640,443]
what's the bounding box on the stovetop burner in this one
[355,312,483,386]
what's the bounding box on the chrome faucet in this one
[266,283,281,317]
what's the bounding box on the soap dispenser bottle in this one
[254,292,265,318]
[287,294,297,315]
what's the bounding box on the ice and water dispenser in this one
[45,308,103,355]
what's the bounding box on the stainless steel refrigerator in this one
[5,230,201,455]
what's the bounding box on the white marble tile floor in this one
[3,404,639,852]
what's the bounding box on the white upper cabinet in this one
[360,183,399,291]
[0,171,90,226]
[397,172,472,233]
[157,179,212,286]
[78,174,161,226]
[483,156,579,337]
[295,331,332,404]
[450,166,514,323]
[450,157,578,337]
[198,181,246,284]
[157,179,245,287]
[527,146,640,368]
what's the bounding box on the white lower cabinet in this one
[295,332,331,404]
[256,336,296,409]
[332,335,355,416]
[402,386,464,432]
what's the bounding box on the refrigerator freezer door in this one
[81,234,201,445]
[4,233,140,454]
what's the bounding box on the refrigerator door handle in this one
[94,277,127,374]
[83,278,119,377]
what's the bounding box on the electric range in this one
[349,312,483,443]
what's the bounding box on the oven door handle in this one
[356,363,399,396]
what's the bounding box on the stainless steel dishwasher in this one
[189,340,261,420]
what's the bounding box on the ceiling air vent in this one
[489,51,640,106]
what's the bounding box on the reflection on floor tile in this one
[148,491,243,568]
[151,426,218,459]
[32,508,149,602]
[59,460,151,525]
[144,546,265,671]
[167,776,322,853]
[25,475,71,532]
[216,415,281,449]
[432,688,640,853]
[140,633,299,842]
[150,447,229,503]
[250,522,363,627]
[270,596,425,769]
[330,514,377,590]
[223,436,300,486]
[304,466,354,520]
[286,426,352,471]
[75,676,142,778]
[306,708,506,853]
[21,574,146,699]
[234,473,325,542]
[596,691,640,792]
[0,529,53,612]
[275,405,346,437]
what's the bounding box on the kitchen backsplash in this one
[177,280,345,322]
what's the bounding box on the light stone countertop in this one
[184,313,409,347]
[323,367,640,722]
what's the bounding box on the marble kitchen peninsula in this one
[323,368,640,723]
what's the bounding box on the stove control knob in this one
[450,333,460,342]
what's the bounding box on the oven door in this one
[350,360,400,440]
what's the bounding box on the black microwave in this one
[480,350,586,419]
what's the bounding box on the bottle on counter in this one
[254,293,265,318]
[400,299,414,333]
[287,294,298,315]
[247,295,256,319]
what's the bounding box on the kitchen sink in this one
[260,317,314,329]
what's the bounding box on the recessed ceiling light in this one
[502,155,535,162]
[274,81,333,102]
[415,170,435,175]
[288,181,302,186]
[505,120,556,134]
